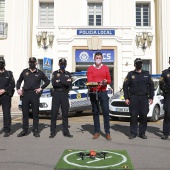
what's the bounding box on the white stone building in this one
[0,0,170,106]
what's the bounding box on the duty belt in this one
[24,90,35,92]
[54,88,68,92]
[131,92,146,96]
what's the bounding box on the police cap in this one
[134,58,143,64]
[59,58,67,64]
[29,57,37,62]
[0,57,5,63]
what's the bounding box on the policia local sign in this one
[77,29,115,35]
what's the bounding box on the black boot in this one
[17,130,28,137]
[33,129,40,137]
[4,132,10,137]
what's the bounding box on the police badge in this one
[26,72,29,76]
[57,73,60,77]
[76,93,81,99]
[132,75,135,79]
[167,74,170,78]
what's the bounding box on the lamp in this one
[136,32,153,50]
[36,31,54,50]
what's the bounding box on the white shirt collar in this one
[93,64,103,69]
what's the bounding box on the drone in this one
[77,150,108,160]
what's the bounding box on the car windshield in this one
[45,83,53,89]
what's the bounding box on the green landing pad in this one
[55,149,134,170]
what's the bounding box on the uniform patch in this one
[131,75,135,79]
[26,72,29,76]
[52,75,54,78]
[65,75,69,77]
[57,73,60,77]
[167,74,170,77]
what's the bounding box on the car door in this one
[69,77,91,111]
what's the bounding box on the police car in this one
[18,71,113,116]
[109,74,164,122]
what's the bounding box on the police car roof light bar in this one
[71,71,87,76]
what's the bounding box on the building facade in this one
[0,0,170,106]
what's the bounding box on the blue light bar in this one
[71,71,87,76]
[151,74,161,78]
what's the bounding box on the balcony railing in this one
[0,22,8,39]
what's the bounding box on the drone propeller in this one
[77,152,85,160]
[100,152,108,159]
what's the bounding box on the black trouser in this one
[129,95,149,135]
[22,91,40,132]
[0,95,11,133]
[50,91,69,134]
[163,111,170,136]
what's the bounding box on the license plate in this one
[116,108,129,112]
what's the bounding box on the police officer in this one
[49,58,73,138]
[123,58,154,139]
[0,57,15,137]
[16,57,50,137]
[159,57,170,140]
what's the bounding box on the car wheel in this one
[151,105,160,122]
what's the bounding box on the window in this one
[72,78,87,89]
[88,3,102,26]
[39,2,54,26]
[143,60,152,72]
[136,3,150,26]
[37,59,53,80]
[0,0,5,22]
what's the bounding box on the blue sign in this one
[77,30,115,35]
[75,50,114,63]
[43,57,52,70]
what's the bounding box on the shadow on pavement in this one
[110,124,163,138]
[147,125,162,137]
[10,123,22,135]
[111,124,130,137]
[79,124,94,135]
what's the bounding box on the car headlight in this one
[109,92,124,102]
[41,93,51,98]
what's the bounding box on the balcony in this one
[0,22,8,39]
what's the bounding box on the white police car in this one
[18,72,113,116]
[109,74,164,122]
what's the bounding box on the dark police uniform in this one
[123,70,154,137]
[16,58,50,136]
[159,67,170,139]
[50,69,72,137]
[0,62,15,137]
